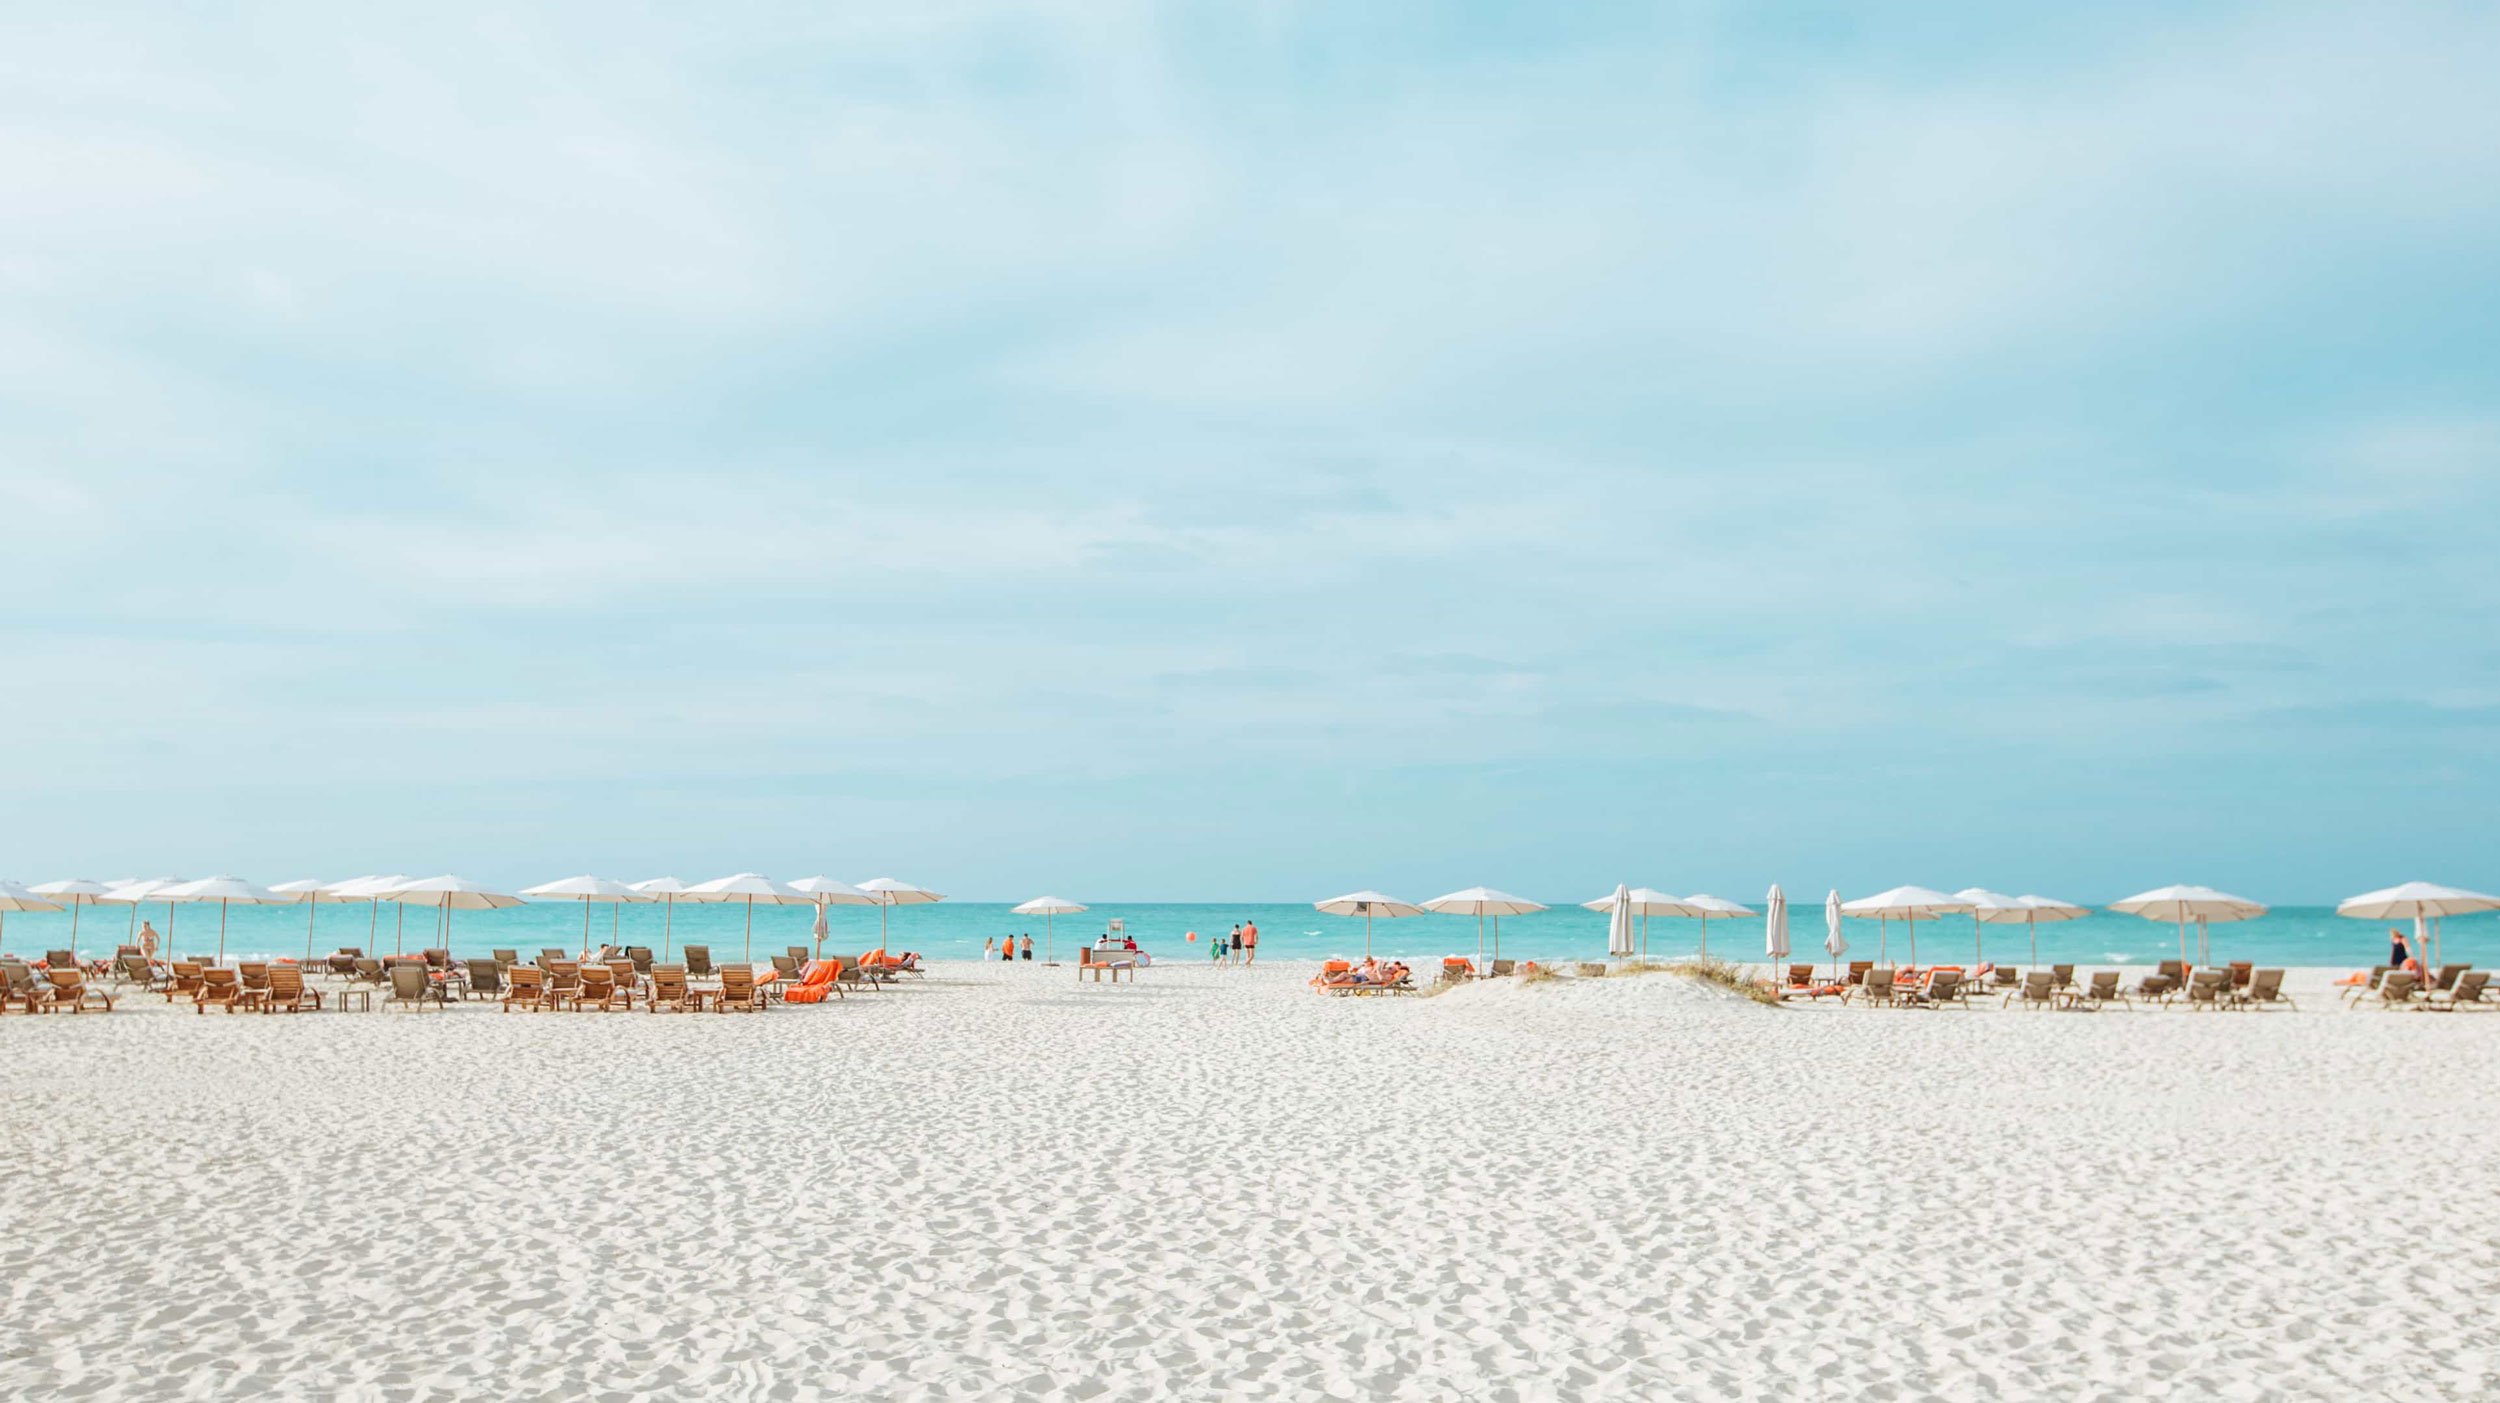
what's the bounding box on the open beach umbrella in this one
[1317,891,1426,959]
[1421,887,1546,970]
[2335,881,2500,970]
[627,878,688,957]
[0,881,65,955]
[384,876,525,954]
[158,876,285,963]
[519,876,652,956]
[788,877,877,960]
[1764,885,1789,980]
[684,873,810,963]
[1679,894,1755,959]
[2109,885,2264,967]
[1969,893,2088,972]
[1823,891,1846,978]
[268,878,368,964]
[855,878,944,953]
[29,879,113,962]
[1581,888,1704,961]
[1013,896,1088,966]
[1841,886,1973,967]
[325,875,410,954]
[101,878,182,948]
[1951,889,2027,972]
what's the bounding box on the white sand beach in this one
[3,962,2495,1399]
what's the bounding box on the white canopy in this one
[158,876,286,962]
[628,878,690,957]
[2338,881,2498,968]
[385,875,525,910]
[855,877,944,950]
[1842,886,1970,966]
[0,881,63,957]
[686,873,809,962]
[27,878,112,955]
[2109,884,2265,966]
[1012,895,1088,965]
[2335,881,2500,920]
[268,879,364,961]
[522,875,653,954]
[1950,888,2026,970]
[789,876,877,904]
[319,875,408,953]
[1678,893,1754,958]
[1971,893,2090,969]
[1422,886,1546,968]
[1317,890,1424,958]
[1581,887,1701,960]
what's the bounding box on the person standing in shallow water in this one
[983,936,996,962]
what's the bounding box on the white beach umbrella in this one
[1585,885,1637,959]
[2108,884,2265,967]
[788,877,878,960]
[1951,889,2028,972]
[2335,881,2500,969]
[101,878,182,948]
[1970,893,2089,972]
[0,881,65,956]
[627,878,689,957]
[1421,887,1546,970]
[519,875,652,956]
[325,874,410,954]
[383,875,525,955]
[157,876,286,963]
[854,877,944,952]
[1013,895,1089,966]
[268,878,368,964]
[1840,886,1973,967]
[1823,890,1846,977]
[1317,890,1426,959]
[29,879,113,961]
[1679,894,1755,959]
[684,873,811,963]
[1570,885,1710,960]
[1764,884,1790,979]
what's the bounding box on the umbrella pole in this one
[1699,914,1708,959]
[70,902,81,960]
[663,896,674,960]
[395,903,403,956]
[218,900,229,964]
[2029,912,2038,973]
[306,902,317,964]
[583,902,593,959]
[1476,912,1485,972]
[2176,913,2187,969]
[743,897,754,964]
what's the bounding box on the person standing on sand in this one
[1242,919,1259,965]
[1227,923,1241,966]
[1020,934,1033,961]
[138,920,160,962]
[2389,927,2412,969]
[983,936,996,961]
[1211,932,1224,964]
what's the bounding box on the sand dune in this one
[1,962,2494,1399]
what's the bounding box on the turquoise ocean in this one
[6,898,2490,972]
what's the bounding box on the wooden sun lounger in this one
[715,967,762,1012]
[2424,970,2488,1011]
[501,966,549,1012]
[45,968,114,1012]
[263,965,322,1012]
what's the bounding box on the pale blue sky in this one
[2,3,2495,901]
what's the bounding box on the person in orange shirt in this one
[1242,919,1259,965]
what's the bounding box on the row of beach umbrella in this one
[0,873,949,964]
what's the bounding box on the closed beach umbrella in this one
[158,876,286,963]
[1823,890,1846,977]
[684,873,810,963]
[384,875,525,955]
[2335,881,2500,969]
[2109,884,2265,967]
[0,881,65,955]
[268,878,367,964]
[1841,886,1974,967]
[627,877,689,957]
[1012,895,1089,966]
[1420,887,1546,970]
[855,878,944,953]
[1680,894,1755,959]
[1583,885,1636,959]
[1317,890,1426,959]
[1970,893,2089,972]
[788,877,878,960]
[1764,884,1790,979]
[519,876,652,956]
[30,879,113,962]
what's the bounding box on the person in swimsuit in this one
[2388,927,2411,968]
[1242,920,1259,965]
[138,921,160,963]
[1228,924,1241,965]
[1020,934,1033,960]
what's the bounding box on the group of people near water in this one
[1212,920,1258,965]
[983,934,1033,961]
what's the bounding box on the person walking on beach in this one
[983,936,996,962]
[1227,923,1242,966]
[1020,934,1033,961]
[138,920,160,963]
[1242,919,1259,965]
[1210,931,1225,964]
